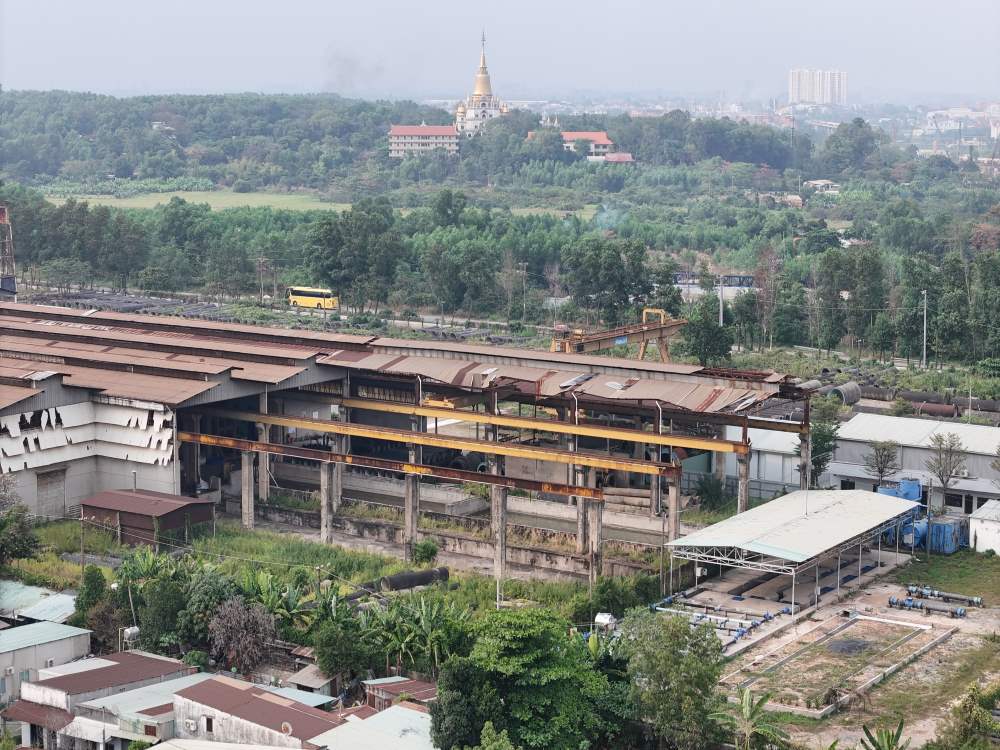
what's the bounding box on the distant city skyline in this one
[1,0,997,105]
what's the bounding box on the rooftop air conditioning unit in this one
[184,719,197,732]
[4,667,13,676]
[45,658,55,668]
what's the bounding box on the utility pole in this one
[921,289,928,369]
[517,262,528,320]
[718,274,724,326]
[256,257,270,305]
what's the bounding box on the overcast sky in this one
[1,0,997,104]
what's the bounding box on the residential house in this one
[4,650,193,749]
[361,676,437,711]
[0,621,90,703]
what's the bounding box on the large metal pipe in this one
[908,584,983,607]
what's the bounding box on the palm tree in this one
[860,719,910,750]
[711,688,789,750]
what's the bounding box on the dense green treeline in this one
[2,90,810,194]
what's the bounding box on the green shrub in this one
[412,540,439,565]
[694,474,729,511]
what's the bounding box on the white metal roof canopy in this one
[668,490,920,575]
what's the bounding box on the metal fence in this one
[680,471,794,502]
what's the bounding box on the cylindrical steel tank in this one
[915,402,959,418]
[860,385,896,401]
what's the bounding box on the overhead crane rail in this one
[332,397,750,454]
[176,431,607,499]
[196,408,679,475]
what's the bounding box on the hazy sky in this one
[1,0,997,104]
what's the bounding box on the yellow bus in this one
[287,286,339,310]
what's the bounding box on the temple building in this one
[455,33,508,136]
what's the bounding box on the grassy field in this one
[46,190,349,212]
[892,548,1000,603]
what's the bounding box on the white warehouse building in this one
[826,414,1000,514]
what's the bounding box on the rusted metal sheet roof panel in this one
[379,356,480,385]
[0,315,323,361]
[372,336,707,375]
[55,365,217,405]
[574,376,772,413]
[0,384,38,410]
[0,302,375,347]
[81,489,215,517]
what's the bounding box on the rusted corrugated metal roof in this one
[176,675,345,741]
[0,302,375,348]
[2,700,73,730]
[0,384,38,410]
[81,489,215,517]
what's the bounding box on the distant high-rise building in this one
[788,69,848,106]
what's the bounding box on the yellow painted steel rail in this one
[196,408,677,475]
[177,431,607,499]
[334,397,750,454]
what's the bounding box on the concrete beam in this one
[240,450,255,530]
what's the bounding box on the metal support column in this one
[837,551,842,597]
[858,539,863,587]
[240,450,254,530]
[791,572,797,616]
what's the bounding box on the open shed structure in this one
[80,489,215,547]
[668,490,920,612]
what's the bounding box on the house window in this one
[205,717,213,733]
[144,725,157,737]
[19,670,29,682]
[945,493,963,510]
[0,677,6,695]
[840,479,855,490]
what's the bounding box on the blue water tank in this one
[928,517,963,555]
[897,478,923,501]
[877,478,923,501]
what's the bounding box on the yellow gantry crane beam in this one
[334,397,749,454]
[197,408,679,475]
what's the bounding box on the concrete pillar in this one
[713,427,727,483]
[799,431,811,490]
[491,484,508,587]
[667,480,680,541]
[737,453,750,513]
[319,461,341,544]
[574,463,588,555]
[587,498,603,584]
[240,450,255,529]
[257,392,270,503]
[404,474,419,561]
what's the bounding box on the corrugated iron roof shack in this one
[79,489,215,548]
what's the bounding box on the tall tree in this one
[682,294,732,365]
[431,608,608,750]
[619,610,724,750]
[863,441,902,487]
[925,433,967,506]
